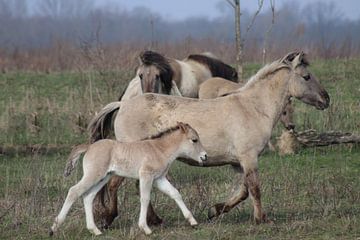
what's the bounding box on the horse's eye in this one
[192,139,198,143]
[283,111,287,115]
[303,74,310,81]
[139,74,143,80]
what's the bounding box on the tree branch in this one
[225,0,235,9]
[246,0,264,33]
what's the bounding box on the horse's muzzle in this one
[200,153,208,161]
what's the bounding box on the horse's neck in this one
[241,69,291,129]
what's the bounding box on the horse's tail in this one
[64,144,89,177]
[87,101,122,143]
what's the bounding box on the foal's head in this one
[282,51,330,110]
[137,51,173,94]
[177,122,207,164]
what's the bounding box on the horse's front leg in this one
[208,157,267,224]
[243,159,267,224]
[208,166,249,219]
[93,176,124,228]
[135,180,163,225]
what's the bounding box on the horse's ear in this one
[281,51,300,64]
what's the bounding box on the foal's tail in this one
[87,101,122,143]
[64,144,89,177]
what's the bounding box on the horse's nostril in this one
[201,154,208,161]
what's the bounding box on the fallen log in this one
[295,130,360,147]
[277,129,360,155]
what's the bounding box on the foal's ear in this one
[177,121,188,133]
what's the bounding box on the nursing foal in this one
[50,122,207,236]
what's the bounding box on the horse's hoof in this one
[207,206,217,220]
[49,229,54,237]
[147,215,163,226]
[208,203,226,220]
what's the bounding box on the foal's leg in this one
[83,175,112,235]
[155,176,198,226]
[208,167,249,219]
[138,175,154,235]
[135,180,163,225]
[50,176,97,234]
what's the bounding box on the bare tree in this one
[226,0,265,82]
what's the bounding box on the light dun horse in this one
[88,51,330,224]
[120,50,238,101]
[50,122,207,236]
[199,77,296,130]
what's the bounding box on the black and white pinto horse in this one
[120,50,238,100]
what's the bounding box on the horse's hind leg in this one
[83,175,112,236]
[93,175,124,228]
[208,167,249,219]
[50,176,96,235]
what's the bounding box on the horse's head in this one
[282,51,330,110]
[280,99,295,130]
[137,51,173,94]
[177,122,207,165]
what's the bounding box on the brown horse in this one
[88,51,330,225]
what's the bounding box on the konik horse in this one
[88,51,330,225]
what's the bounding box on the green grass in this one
[0,58,359,239]
[0,147,359,239]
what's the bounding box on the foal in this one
[50,122,207,236]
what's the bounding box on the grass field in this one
[0,58,359,239]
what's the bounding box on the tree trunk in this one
[234,0,243,82]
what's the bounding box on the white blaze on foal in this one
[50,122,207,236]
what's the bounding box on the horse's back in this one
[199,77,241,99]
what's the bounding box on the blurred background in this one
[1,0,359,71]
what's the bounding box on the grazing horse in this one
[88,51,330,225]
[50,123,207,236]
[120,50,238,101]
[198,77,296,130]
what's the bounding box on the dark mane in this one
[187,54,238,82]
[143,125,182,140]
[139,51,174,94]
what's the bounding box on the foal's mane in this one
[143,124,185,140]
[187,54,238,82]
[139,50,174,94]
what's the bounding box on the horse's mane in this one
[222,54,309,96]
[187,54,238,82]
[144,124,186,140]
[139,51,173,94]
